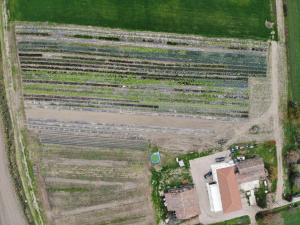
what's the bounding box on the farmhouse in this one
[164,187,200,220]
[207,162,242,214]
[217,166,242,213]
[237,157,266,190]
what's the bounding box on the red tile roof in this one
[217,166,242,214]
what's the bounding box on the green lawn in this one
[287,0,300,103]
[257,202,300,225]
[9,0,273,39]
[281,205,300,225]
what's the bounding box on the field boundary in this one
[0,0,44,224]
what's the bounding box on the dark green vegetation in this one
[232,141,277,192]
[283,0,300,201]
[256,202,300,225]
[255,184,267,208]
[282,121,300,200]
[9,0,273,39]
[287,0,300,103]
[210,215,251,225]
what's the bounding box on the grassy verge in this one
[209,215,251,225]
[9,0,274,39]
[287,0,300,103]
[256,202,300,225]
[0,23,37,225]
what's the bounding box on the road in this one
[0,127,27,225]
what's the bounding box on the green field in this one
[9,0,273,39]
[210,215,250,225]
[287,0,300,102]
[257,202,300,225]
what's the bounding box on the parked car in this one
[204,171,212,179]
[215,157,225,162]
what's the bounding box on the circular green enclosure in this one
[150,152,161,164]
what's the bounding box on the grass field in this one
[9,0,273,39]
[210,215,250,225]
[287,0,300,102]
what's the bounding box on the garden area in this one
[150,148,214,224]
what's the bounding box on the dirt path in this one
[0,127,27,225]
[273,0,288,203]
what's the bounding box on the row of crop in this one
[27,119,211,137]
[19,55,267,73]
[23,80,248,97]
[20,65,259,81]
[37,132,148,151]
[19,57,267,76]
[22,70,249,89]
[17,41,267,68]
[21,67,253,81]
[15,22,269,51]
[25,100,248,119]
[19,53,266,71]
[23,83,248,107]
[20,62,264,80]
[24,96,248,113]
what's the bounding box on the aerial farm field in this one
[9,21,275,225]
[9,0,273,39]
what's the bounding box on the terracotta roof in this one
[217,166,242,214]
[237,157,266,184]
[165,188,200,220]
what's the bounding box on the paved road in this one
[0,127,27,225]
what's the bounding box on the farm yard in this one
[9,0,274,39]
[9,21,275,225]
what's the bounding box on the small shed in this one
[164,187,200,220]
[237,157,266,184]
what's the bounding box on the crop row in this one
[19,58,266,76]
[22,70,249,88]
[37,131,148,151]
[16,41,267,68]
[19,56,266,73]
[15,22,269,52]
[27,119,220,137]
